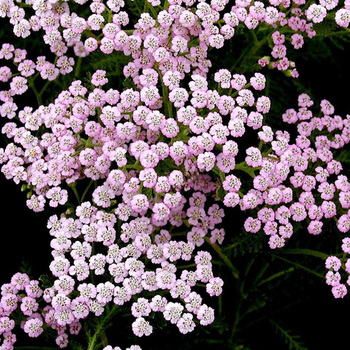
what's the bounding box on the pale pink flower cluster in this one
[0,0,349,348]
[241,95,350,249]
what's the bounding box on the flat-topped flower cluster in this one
[0,0,350,348]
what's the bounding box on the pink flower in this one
[279,223,293,238]
[342,238,350,253]
[332,284,347,299]
[89,254,106,275]
[177,313,196,334]
[131,298,151,318]
[92,185,114,208]
[145,110,165,131]
[268,234,285,249]
[191,90,208,109]
[169,87,189,108]
[163,302,183,324]
[223,192,240,208]
[163,241,181,262]
[337,214,350,233]
[139,150,159,168]
[46,187,68,207]
[197,152,216,172]
[156,268,176,290]
[150,295,167,312]
[250,72,266,90]
[40,62,59,81]
[306,4,327,23]
[197,304,215,326]
[206,277,223,297]
[132,317,153,337]
[1,293,18,313]
[245,147,262,167]
[339,191,350,209]
[91,69,108,86]
[152,203,170,225]
[10,76,28,95]
[23,317,44,337]
[210,228,225,244]
[326,271,341,286]
[172,35,188,53]
[291,33,304,49]
[170,279,190,299]
[0,317,15,334]
[130,194,149,214]
[139,168,157,188]
[214,69,231,89]
[307,220,323,235]
[335,8,350,27]
[140,85,160,106]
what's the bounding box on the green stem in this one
[177,263,197,269]
[218,294,222,315]
[270,254,325,279]
[74,56,83,79]
[68,183,81,204]
[87,305,119,350]
[230,259,256,342]
[28,79,42,106]
[274,248,330,260]
[87,324,103,350]
[107,8,113,23]
[212,166,225,181]
[250,29,259,46]
[80,179,94,203]
[100,330,109,347]
[223,238,248,251]
[204,237,239,279]
[162,0,169,10]
[235,161,256,178]
[230,272,247,342]
[257,267,295,286]
[251,260,270,287]
[122,164,144,170]
[38,80,52,100]
[154,63,173,118]
[146,1,158,18]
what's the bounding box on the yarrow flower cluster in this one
[0,0,350,348]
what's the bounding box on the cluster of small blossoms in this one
[0,273,143,349]
[325,256,347,299]
[324,230,350,299]
[0,0,350,347]
[1,199,223,347]
[0,43,74,101]
[41,197,223,344]
[307,0,350,28]
[240,94,350,249]
[0,0,347,106]
[0,273,44,348]
[249,0,350,75]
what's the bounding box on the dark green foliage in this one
[269,320,308,350]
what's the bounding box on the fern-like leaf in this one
[269,319,308,350]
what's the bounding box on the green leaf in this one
[270,254,325,279]
[269,319,308,350]
[39,274,53,289]
[314,17,338,38]
[274,248,330,260]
